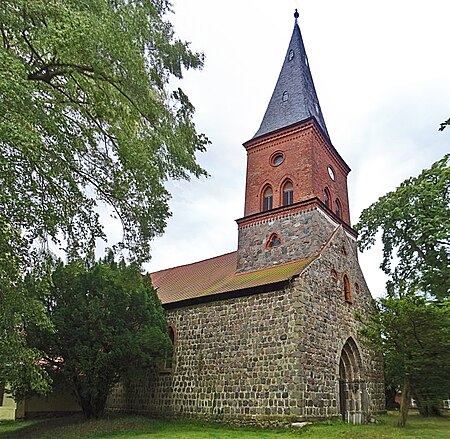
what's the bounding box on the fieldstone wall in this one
[236,207,335,273]
[108,287,303,424]
[107,224,384,425]
[294,226,385,420]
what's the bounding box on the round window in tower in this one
[270,152,285,167]
[327,165,335,181]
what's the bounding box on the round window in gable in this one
[270,152,285,167]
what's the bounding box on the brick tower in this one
[237,9,354,273]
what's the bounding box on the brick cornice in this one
[243,117,350,174]
[236,197,357,238]
[245,124,311,156]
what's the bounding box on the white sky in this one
[108,1,450,298]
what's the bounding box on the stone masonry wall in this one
[107,225,384,424]
[108,215,384,425]
[294,226,385,419]
[237,207,335,272]
[108,287,308,424]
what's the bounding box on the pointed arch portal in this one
[338,338,368,424]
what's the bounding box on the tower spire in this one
[253,11,329,140]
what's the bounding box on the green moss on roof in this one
[151,252,317,304]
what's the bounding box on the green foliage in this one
[0,222,53,399]
[1,0,206,401]
[0,0,208,262]
[31,255,171,419]
[361,296,450,415]
[356,155,450,424]
[356,154,449,300]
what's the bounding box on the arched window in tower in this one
[335,198,342,219]
[343,274,352,303]
[324,187,331,209]
[262,186,273,211]
[266,233,282,249]
[282,180,294,206]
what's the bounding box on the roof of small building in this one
[151,251,317,305]
[253,14,329,140]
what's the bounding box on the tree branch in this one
[28,63,94,83]
[21,30,45,66]
[410,317,424,350]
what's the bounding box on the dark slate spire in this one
[253,10,329,140]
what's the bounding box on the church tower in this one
[109,9,385,426]
[237,10,355,272]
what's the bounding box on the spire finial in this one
[294,9,299,22]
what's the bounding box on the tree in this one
[360,296,450,427]
[1,1,207,394]
[356,154,449,300]
[1,0,207,262]
[30,255,171,419]
[356,155,450,426]
[0,223,52,399]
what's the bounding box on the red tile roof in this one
[151,251,316,305]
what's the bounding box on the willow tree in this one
[0,0,207,395]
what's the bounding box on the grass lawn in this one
[0,411,448,439]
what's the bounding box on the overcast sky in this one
[108,1,449,297]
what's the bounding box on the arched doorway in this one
[338,337,368,424]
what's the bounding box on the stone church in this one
[108,10,385,425]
